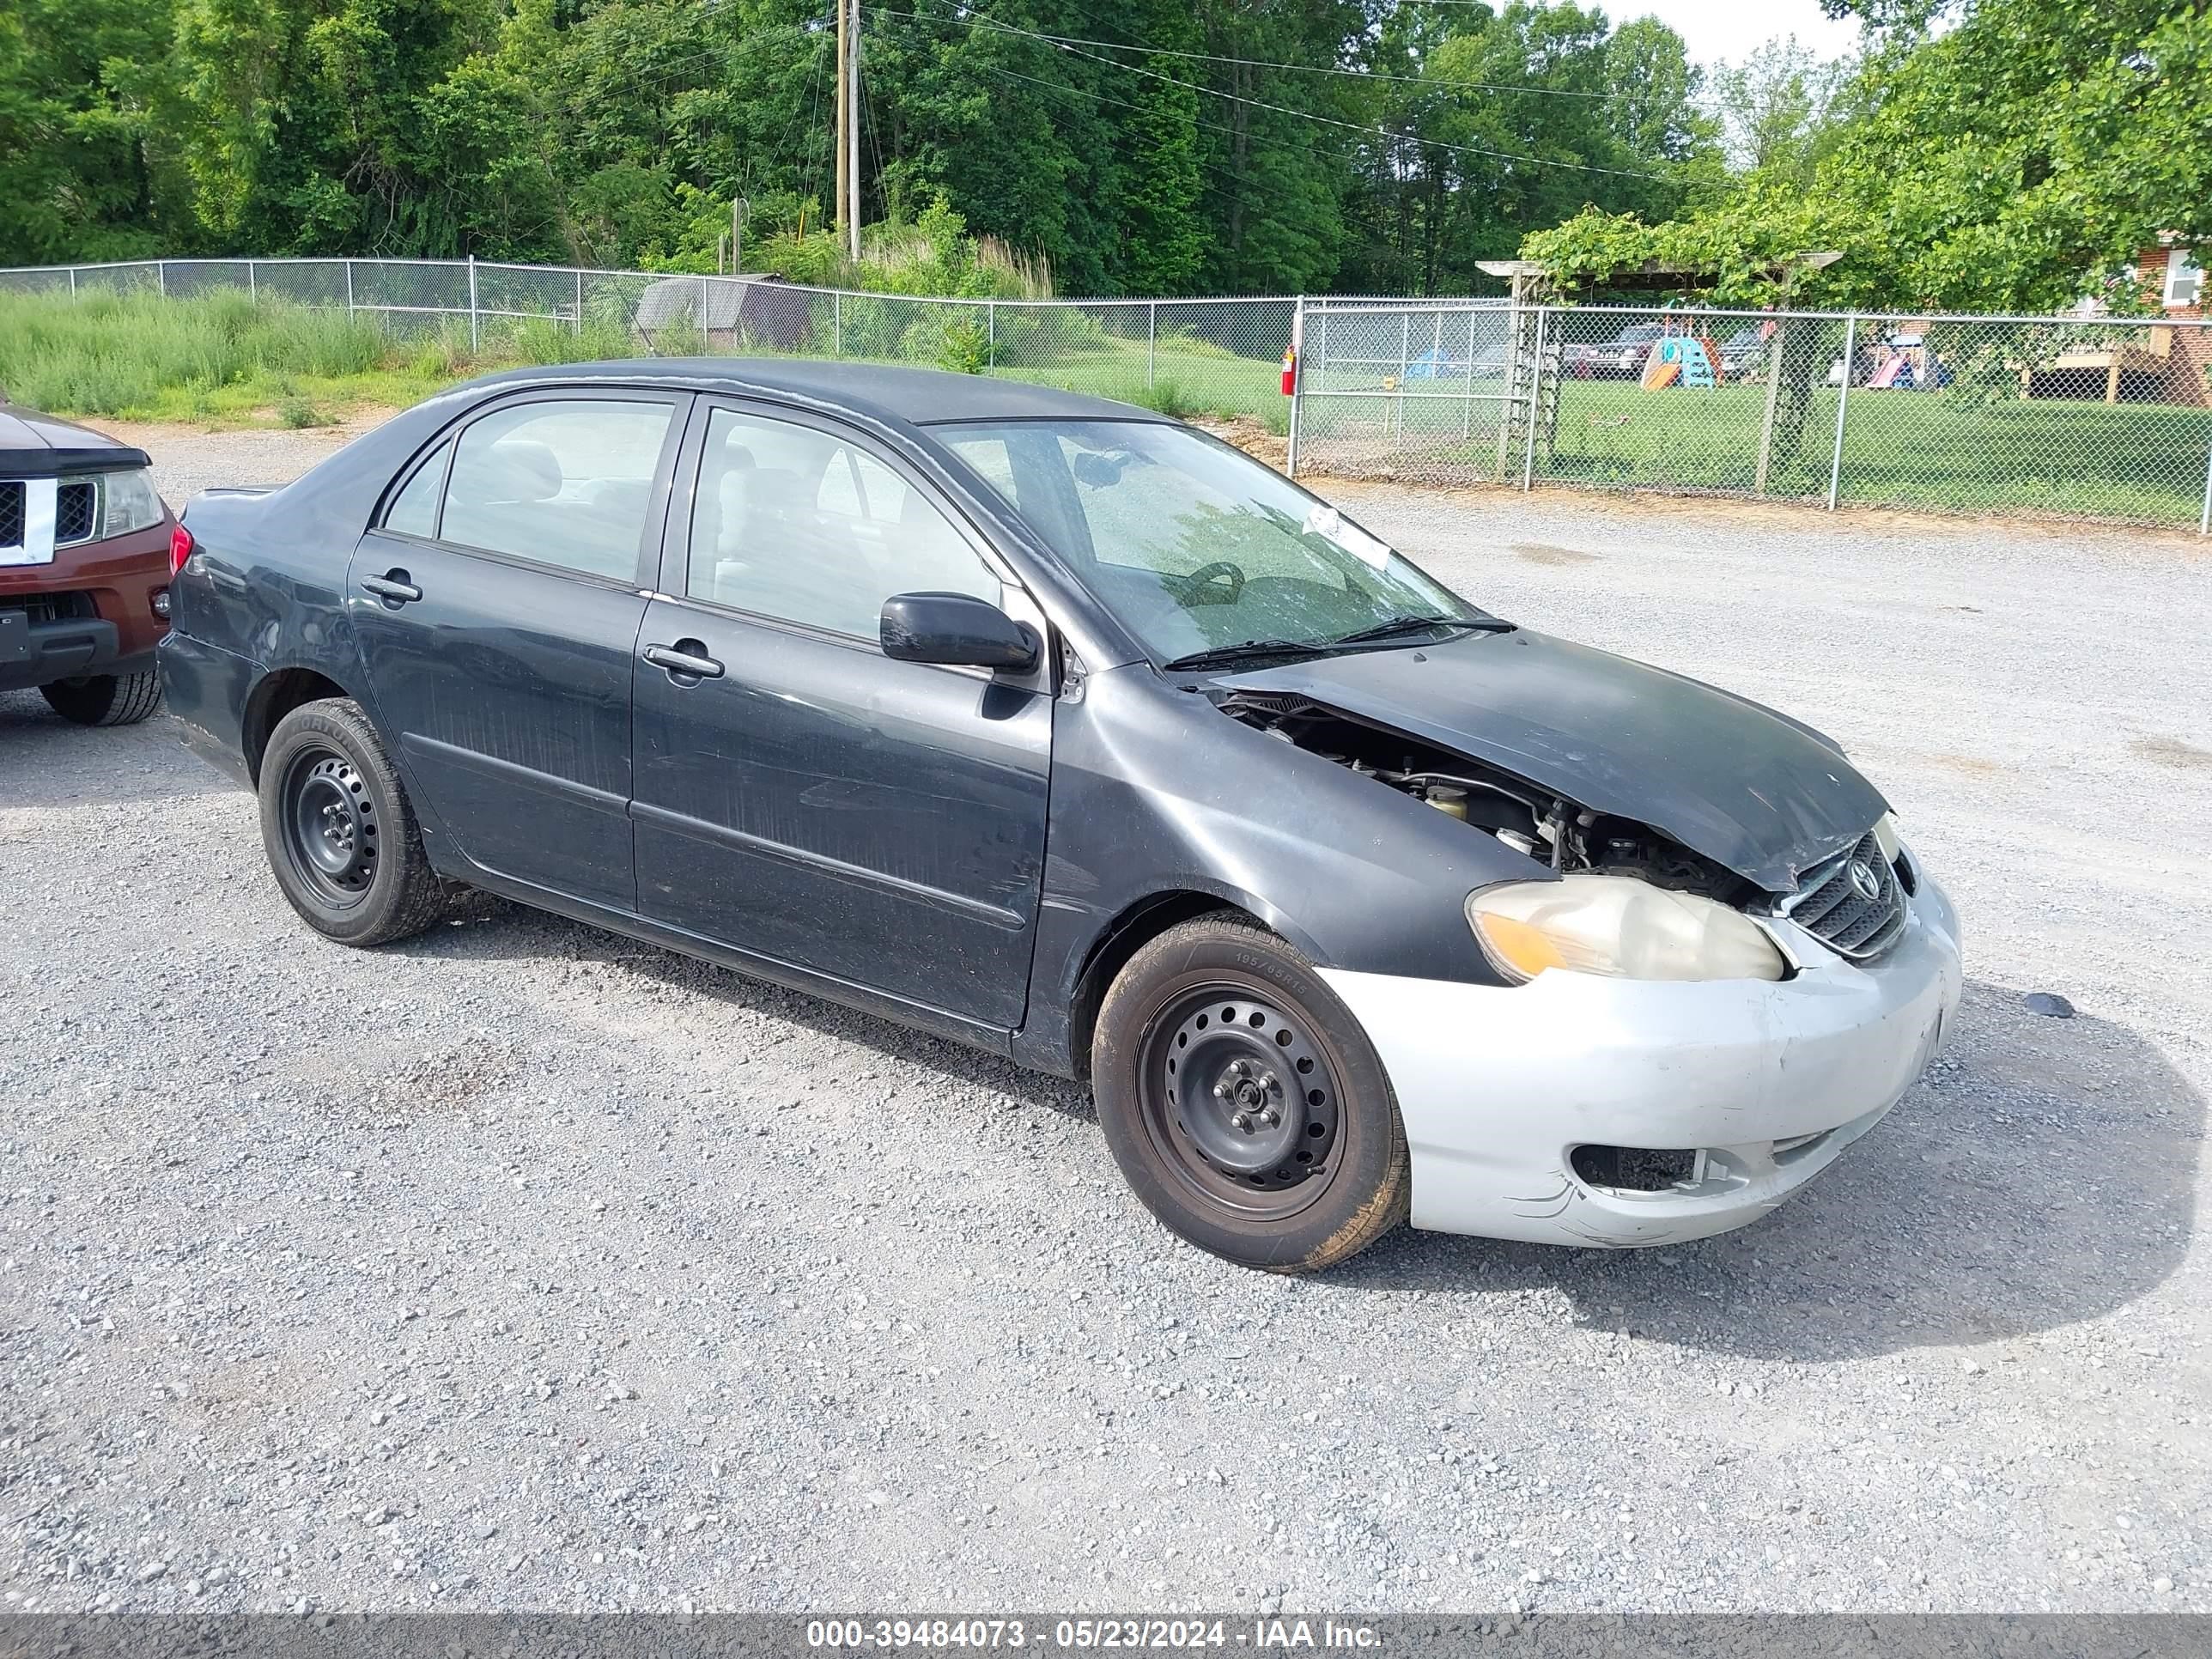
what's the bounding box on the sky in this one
[1621,0,1864,68]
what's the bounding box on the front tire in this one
[1092,916,1409,1273]
[258,698,449,946]
[40,670,162,726]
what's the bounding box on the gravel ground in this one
[3,428,2208,1617]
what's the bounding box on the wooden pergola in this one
[1474,252,1844,304]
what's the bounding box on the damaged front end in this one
[1215,688,1758,907]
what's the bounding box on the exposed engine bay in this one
[1217,690,1757,906]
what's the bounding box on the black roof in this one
[0,402,150,477]
[456,359,1161,428]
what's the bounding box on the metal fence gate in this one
[1292,297,1522,483]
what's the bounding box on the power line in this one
[996,17,1622,101]
[986,61,1398,246]
[868,4,1673,181]
[990,0,1782,118]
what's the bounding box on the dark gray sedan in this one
[159,362,1960,1271]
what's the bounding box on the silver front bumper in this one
[1319,873,1963,1249]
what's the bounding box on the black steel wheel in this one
[277,747,380,907]
[1093,915,1408,1273]
[258,696,452,946]
[1139,983,1345,1221]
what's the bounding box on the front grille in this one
[0,590,97,625]
[1784,830,1908,959]
[0,481,21,547]
[55,479,97,545]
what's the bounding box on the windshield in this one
[931,419,1479,665]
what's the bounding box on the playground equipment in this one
[1641,335,1718,390]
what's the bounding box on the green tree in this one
[1531,0,2212,313]
[0,0,182,260]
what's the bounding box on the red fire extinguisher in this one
[1279,346,1297,396]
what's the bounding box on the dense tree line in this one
[5,0,2203,306]
[0,0,1714,295]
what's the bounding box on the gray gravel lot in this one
[3,428,2208,1617]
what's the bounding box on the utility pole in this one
[846,0,862,261]
[834,0,848,243]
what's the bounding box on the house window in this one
[2165,250,2203,307]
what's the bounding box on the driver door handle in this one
[361,572,422,605]
[643,641,725,680]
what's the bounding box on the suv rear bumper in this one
[0,520,172,691]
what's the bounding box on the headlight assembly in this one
[1467,874,1788,984]
[100,468,167,539]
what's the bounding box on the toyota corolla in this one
[158,362,1961,1272]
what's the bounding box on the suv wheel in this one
[40,670,162,726]
[258,697,450,946]
[1091,915,1409,1273]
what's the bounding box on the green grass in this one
[0,289,1294,437]
[983,331,1283,424]
[1303,374,2212,525]
[1539,379,2212,524]
[0,290,636,426]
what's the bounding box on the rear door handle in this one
[362,572,422,605]
[642,641,725,680]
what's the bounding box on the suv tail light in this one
[169,522,195,575]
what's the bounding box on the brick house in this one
[2131,237,2207,407]
[2029,238,2208,404]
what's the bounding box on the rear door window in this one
[439,398,678,581]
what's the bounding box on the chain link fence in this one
[0,257,1296,427]
[1297,299,2212,532]
[7,258,2210,529]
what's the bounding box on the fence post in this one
[468,256,480,352]
[69,267,77,296]
[157,261,167,298]
[987,299,996,369]
[1394,313,1410,447]
[1285,295,1306,478]
[1147,301,1157,387]
[1462,307,1479,441]
[1522,308,1547,491]
[2199,428,2212,536]
[833,290,842,358]
[1753,318,1786,494]
[1827,313,1857,511]
[247,260,257,302]
[345,261,356,319]
[574,268,584,336]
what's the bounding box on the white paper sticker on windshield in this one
[1303,502,1391,571]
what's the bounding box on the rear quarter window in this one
[383,441,450,538]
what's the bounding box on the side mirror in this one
[880,591,1039,672]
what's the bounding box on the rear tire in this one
[1092,915,1409,1273]
[40,670,162,726]
[258,697,450,946]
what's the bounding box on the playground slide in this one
[1868,356,1911,389]
[1640,337,1717,390]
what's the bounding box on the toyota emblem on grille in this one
[1848,859,1881,900]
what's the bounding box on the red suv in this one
[1,399,174,725]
